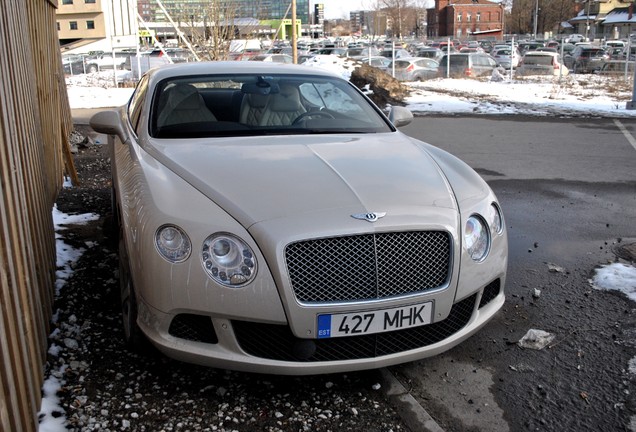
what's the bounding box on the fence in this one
[0,1,73,431]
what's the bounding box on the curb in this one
[380,368,444,432]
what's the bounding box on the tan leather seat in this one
[259,84,306,126]
[239,93,270,125]
[157,83,216,128]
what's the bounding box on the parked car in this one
[360,56,392,72]
[594,60,635,76]
[604,40,627,49]
[565,33,587,43]
[345,47,378,59]
[515,51,569,76]
[62,54,87,75]
[459,47,484,53]
[534,47,558,53]
[89,61,508,375]
[378,48,411,59]
[84,52,129,72]
[438,53,502,78]
[415,47,445,62]
[518,41,545,53]
[391,57,439,81]
[564,46,609,73]
[606,46,626,60]
[491,47,521,69]
[313,47,347,56]
[249,53,294,63]
[560,43,576,56]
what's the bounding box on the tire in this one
[119,232,149,352]
[87,64,98,73]
[102,183,120,239]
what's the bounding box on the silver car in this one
[90,62,508,375]
[391,57,439,81]
[491,47,521,69]
[516,51,569,76]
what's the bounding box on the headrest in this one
[246,93,269,109]
[269,85,303,112]
[164,83,203,110]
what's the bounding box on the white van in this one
[604,40,626,49]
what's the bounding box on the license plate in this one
[317,302,433,339]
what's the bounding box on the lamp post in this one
[291,0,297,64]
[584,0,591,41]
[533,0,538,40]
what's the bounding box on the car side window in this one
[128,75,149,136]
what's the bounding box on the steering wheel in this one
[292,111,335,125]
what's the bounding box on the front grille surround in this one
[285,231,452,304]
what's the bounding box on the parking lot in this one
[42,113,636,432]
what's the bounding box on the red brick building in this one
[427,0,505,41]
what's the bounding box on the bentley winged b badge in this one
[351,212,387,222]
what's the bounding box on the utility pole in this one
[292,0,298,64]
[533,0,539,40]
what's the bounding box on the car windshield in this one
[149,74,393,138]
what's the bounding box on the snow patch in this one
[589,263,636,302]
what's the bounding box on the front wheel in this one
[119,233,148,351]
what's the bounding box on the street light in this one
[584,0,591,41]
[533,0,538,40]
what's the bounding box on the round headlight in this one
[155,225,191,263]
[490,203,503,234]
[202,233,257,287]
[465,215,490,262]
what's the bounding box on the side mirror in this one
[89,110,129,144]
[388,106,413,128]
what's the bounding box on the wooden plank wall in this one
[1,0,71,431]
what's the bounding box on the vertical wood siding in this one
[1,0,72,431]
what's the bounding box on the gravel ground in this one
[44,129,412,432]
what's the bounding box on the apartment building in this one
[58,0,137,53]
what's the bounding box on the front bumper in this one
[137,278,504,375]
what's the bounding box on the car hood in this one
[147,132,458,228]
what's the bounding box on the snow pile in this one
[590,262,636,301]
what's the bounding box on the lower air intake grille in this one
[232,294,476,362]
[169,313,218,344]
[478,279,501,308]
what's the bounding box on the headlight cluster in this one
[201,233,257,287]
[155,225,192,263]
[464,204,503,262]
[154,227,257,287]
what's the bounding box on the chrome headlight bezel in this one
[201,233,258,287]
[489,203,504,235]
[154,224,192,263]
[464,214,490,262]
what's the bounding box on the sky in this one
[44,59,636,431]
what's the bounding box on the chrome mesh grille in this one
[285,231,452,303]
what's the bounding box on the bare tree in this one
[379,0,413,39]
[172,1,262,61]
[508,0,575,37]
